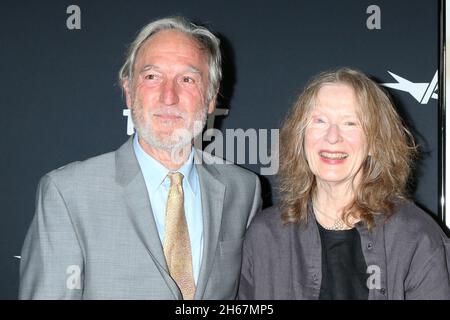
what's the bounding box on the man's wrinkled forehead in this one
[139,64,202,74]
[134,30,207,67]
[133,29,209,72]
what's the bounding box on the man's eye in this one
[144,74,157,80]
[181,76,194,83]
[344,121,358,126]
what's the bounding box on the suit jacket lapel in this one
[194,150,226,299]
[115,137,182,299]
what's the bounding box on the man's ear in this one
[207,93,218,114]
[122,78,133,109]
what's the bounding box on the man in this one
[19,16,261,299]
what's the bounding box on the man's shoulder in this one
[195,149,258,182]
[44,149,117,185]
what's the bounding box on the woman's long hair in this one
[279,68,417,229]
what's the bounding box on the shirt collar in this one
[133,134,197,195]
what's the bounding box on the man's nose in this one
[159,79,179,106]
[325,124,343,144]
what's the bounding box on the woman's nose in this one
[325,123,343,144]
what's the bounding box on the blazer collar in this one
[193,149,226,299]
[115,137,226,300]
[115,136,182,299]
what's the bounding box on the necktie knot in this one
[168,172,184,186]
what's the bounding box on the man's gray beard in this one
[131,102,208,152]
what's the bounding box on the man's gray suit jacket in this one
[19,137,262,299]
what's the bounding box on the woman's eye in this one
[344,120,360,127]
[314,117,326,124]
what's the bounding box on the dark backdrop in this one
[0,0,440,299]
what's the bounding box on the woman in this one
[239,68,450,299]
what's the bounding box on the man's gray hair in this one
[119,16,222,102]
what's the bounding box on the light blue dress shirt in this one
[133,134,203,284]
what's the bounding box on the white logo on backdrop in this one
[382,70,438,104]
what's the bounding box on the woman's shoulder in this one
[245,206,287,240]
[249,206,283,228]
[384,198,447,247]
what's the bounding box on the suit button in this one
[367,243,373,250]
